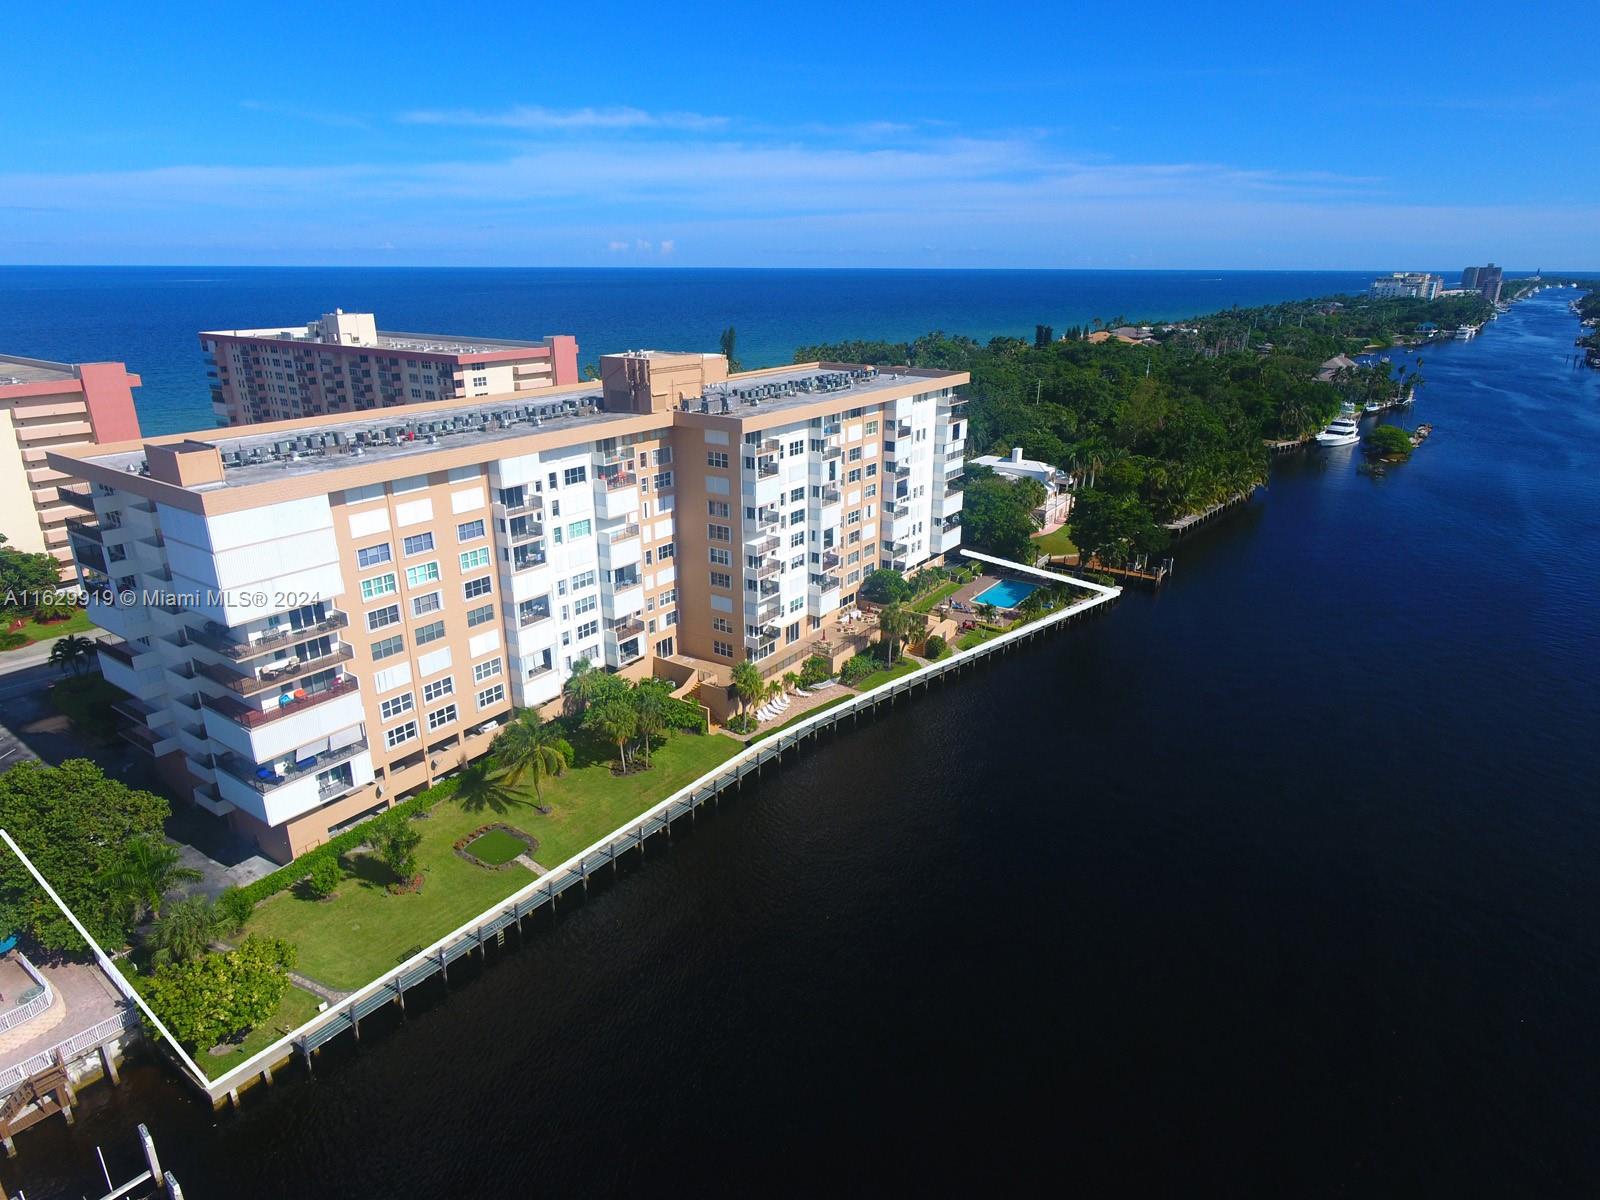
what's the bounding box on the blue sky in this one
[3,0,1596,268]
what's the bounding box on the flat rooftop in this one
[0,354,78,386]
[76,363,955,492]
[202,326,552,355]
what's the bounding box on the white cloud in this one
[399,105,727,132]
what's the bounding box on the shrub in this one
[0,632,27,651]
[924,634,949,660]
[215,886,254,933]
[1365,424,1414,458]
[48,674,122,740]
[306,856,342,899]
[860,568,911,604]
[798,655,831,688]
[839,654,879,686]
[724,713,757,734]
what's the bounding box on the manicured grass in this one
[956,624,1007,651]
[245,730,742,990]
[1030,526,1078,557]
[909,581,961,613]
[1,608,94,649]
[463,828,527,866]
[201,985,323,1079]
[852,656,921,692]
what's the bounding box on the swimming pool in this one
[974,578,1038,608]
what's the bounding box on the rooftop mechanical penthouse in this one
[201,309,580,426]
[50,351,968,862]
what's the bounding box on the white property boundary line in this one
[0,829,212,1093]
[193,560,1122,1101]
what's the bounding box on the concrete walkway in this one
[0,958,124,1076]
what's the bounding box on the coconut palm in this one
[876,602,918,664]
[492,711,567,806]
[148,894,223,965]
[48,633,94,676]
[632,683,667,768]
[731,660,763,722]
[100,836,201,923]
[782,671,802,696]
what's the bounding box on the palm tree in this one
[492,712,567,807]
[731,660,763,723]
[100,836,201,923]
[763,679,785,717]
[586,695,638,772]
[564,657,600,717]
[783,671,802,696]
[454,755,519,814]
[632,685,666,768]
[876,602,916,664]
[148,894,222,965]
[49,633,94,676]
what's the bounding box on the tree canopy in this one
[0,759,171,952]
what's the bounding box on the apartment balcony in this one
[754,595,783,623]
[896,421,913,439]
[512,547,548,573]
[808,572,842,592]
[944,450,965,470]
[894,463,912,479]
[752,558,781,580]
[607,615,645,640]
[518,606,552,628]
[189,611,349,661]
[64,517,102,545]
[757,459,780,478]
[937,391,967,412]
[216,739,368,797]
[196,644,354,697]
[96,636,156,671]
[941,514,963,533]
[745,532,780,555]
[744,622,780,649]
[821,444,843,461]
[819,485,842,506]
[884,498,908,518]
[820,549,842,570]
[595,472,639,518]
[758,578,781,597]
[507,519,545,544]
[497,492,543,516]
[601,580,645,620]
[201,676,359,731]
[57,486,96,512]
[598,522,642,569]
[118,721,177,757]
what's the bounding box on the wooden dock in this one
[1042,554,1171,589]
[1163,490,1255,539]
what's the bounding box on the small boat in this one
[1364,401,1382,413]
[1316,415,1361,447]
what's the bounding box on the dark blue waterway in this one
[0,266,1384,435]
[11,290,1600,1197]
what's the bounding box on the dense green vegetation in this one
[1365,425,1415,459]
[799,291,1496,566]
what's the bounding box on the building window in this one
[356,543,391,569]
[707,500,729,517]
[464,576,493,600]
[563,466,588,486]
[457,518,485,542]
[712,640,733,658]
[707,451,728,469]
[406,562,441,588]
[476,684,505,709]
[427,704,458,732]
[657,542,675,561]
[366,604,401,632]
[577,619,599,640]
[403,532,435,556]
[459,547,491,572]
[573,594,597,617]
[653,471,673,490]
[380,693,414,721]
[865,420,878,435]
[710,571,731,590]
[412,592,442,617]
[787,622,801,643]
[473,658,502,683]
[372,634,405,661]
[466,603,494,627]
[788,440,803,456]
[422,676,454,704]
[708,524,730,542]
[709,548,731,566]
[385,720,418,749]
[712,616,732,634]
[415,620,446,646]
[361,573,397,601]
[567,519,591,540]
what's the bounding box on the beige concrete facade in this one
[50,353,965,862]
[0,356,141,573]
[201,310,580,426]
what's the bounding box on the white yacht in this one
[1316,415,1361,447]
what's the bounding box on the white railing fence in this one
[0,953,54,1035]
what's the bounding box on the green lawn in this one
[2,608,94,649]
[201,984,323,1079]
[956,624,1007,651]
[1030,526,1078,557]
[246,730,741,989]
[909,581,961,613]
[852,656,921,691]
[463,828,528,866]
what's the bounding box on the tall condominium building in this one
[0,354,141,572]
[200,310,580,426]
[1367,272,1443,300]
[51,352,966,860]
[1461,264,1503,303]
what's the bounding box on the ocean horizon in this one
[0,264,1535,436]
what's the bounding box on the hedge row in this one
[236,776,462,906]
